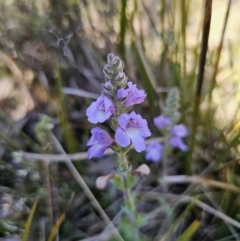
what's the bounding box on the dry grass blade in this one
[162,175,240,193]
[0,51,22,79]
[192,199,240,229]
[49,132,124,241]
[62,87,99,99]
[20,137,163,162]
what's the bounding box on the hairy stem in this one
[122,171,139,241]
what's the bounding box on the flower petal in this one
[125,82,146,107]
[87,127,101,146]
[169,137,188,152]
[115,127,131,147]
[153,115,171,129]
[127,129,146,152]
[172,124,188,137]
[118,114,130,129]
[86,102,99,124]
[117,88,128,100]
[145,140,163,162]
[88,145,106,159]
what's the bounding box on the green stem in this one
[118,152,139,240]
[122,172,139,241]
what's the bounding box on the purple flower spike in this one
[125,82,146,107]
[169,136,188,151]
[115,111,151,152]
[172,124,188,138]
[153,115,171,129]
[117,88,128,100]
[87,127,114,159]
[145,141,163,162]
[86,95,116,124]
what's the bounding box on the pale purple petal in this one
[88,145,106,159]
[138,126,151,138]
[169,136,188,151]
[104,80,112,87]
[117,88,128,100]
[116,111,151,152]
[118,114,130,129]
[127,128,146,152]
[87,127,101,146]
[86,102,99,124]
[115,127,131,147]
[125,82,146,107]
[87,127,113,159]
[172,124,188,138]
[145,141,163,162]
[86,95,116,124]
[104,96,113,110]
[153,115,171,129]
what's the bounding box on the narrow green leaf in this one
[111,174,125,190]
[126,174,138,189]
[47,212,66,241]
[119,0,127,60]
[22,199,38,241]
[176,220,200,241]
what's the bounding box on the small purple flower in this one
[117,88,128,100]
[87,127,114,158]
[125,82,146,107]
[145,141,163,162]
[169,136,188,151]
[153,115,171,129]
[86,95,116,124]
[103,80,113,88]
[115,111,151,152]
[172,124,188,138]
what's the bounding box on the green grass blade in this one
[176,220,200,241]
[119,0,127,60]
[47,212,66,241]
[22,200,38,241]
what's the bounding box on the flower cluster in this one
[145,114,188,162]
[86,53,151,158]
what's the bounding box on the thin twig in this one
[162,175,240,193]
[62,87,99,99]
[201,186,240,240]
[20,137,163,163]
[142,192,240,230]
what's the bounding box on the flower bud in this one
[112,57,124,71]
[107,53,115,65]
[102,81,115,97]
[132,164,150,177]
[112,71,127,87]
[103,65,114,79]
[96,173,114,189]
